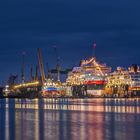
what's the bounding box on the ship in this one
[66,57,111,97]
[6,81,41,98]
[41,79,66,97]
[105,64,140,97]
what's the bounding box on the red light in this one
[84,80,105,85]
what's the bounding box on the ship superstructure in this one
[66,57,111,96]
[105,65,140,97]
[41,79,66,97]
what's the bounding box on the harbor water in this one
[0,98,140,140]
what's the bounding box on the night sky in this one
[0,0,140,84]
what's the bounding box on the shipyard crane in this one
[35,65,38,80]
[21,52,26,83]
[30,65,33,81]
[46,62,51,79]
[50,46,72,81]
[37,48,46,84]
[8,75,18,86]
[54,46,61,81]
[30,65,38,81]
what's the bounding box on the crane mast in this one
[35,65,38,80]
[54,46,61,81]
[21,52,25,83]
[37,48,46,83]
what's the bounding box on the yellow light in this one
[13,81,39,89]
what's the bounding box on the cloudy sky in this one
[0,0,140,83]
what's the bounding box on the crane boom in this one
[37,48,46,83]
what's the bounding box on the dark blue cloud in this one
[0,0,140,83]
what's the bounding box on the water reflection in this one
[0,98,140,140]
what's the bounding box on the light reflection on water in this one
[0,98,140,140]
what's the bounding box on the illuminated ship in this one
[66,57,111,97]
[105,64,140,97]
[41,79,66,97]
[8,81,41,98]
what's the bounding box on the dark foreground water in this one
[0,98,140,140]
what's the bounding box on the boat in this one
[105,64,140,97]
[6,81,41,98]
[66,57,111,97]
[41,79,66,97]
